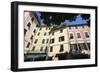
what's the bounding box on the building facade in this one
[24,11,40,54]
[29,25,70,60]
[29,26,51,53]
[48,25,70,60]
[67,24,90,55]
[24,12,90,61]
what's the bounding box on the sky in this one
[35,12,44,24]
[63,15,88,25]
[35,12,89,25]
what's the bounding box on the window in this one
[60,29,63,33]
[30,35,33,40]
[52,32,54,35]
[39,28,42,30]
[78,43,83,51]
[87,43,90,50]
[45,46,48,49]
[37,32,40,36]
[24,29,27,36]
[83,43,87,50]
[32,46,35,51]
[75,26,78,29]
[70,33,73,39]
[60,45,64,52]
[78,43,87,51]
[45,46,48,52]
[36,24,39,27]
[50,38,54,44]
[85,32,89,38]
[70,44,78,54]
[59,36,64,42]
[31,17,34,22]
[50,46,53,52]
[33,29,36,34]
[82,26,84,28]
[44,32,46,36]
[42,39,45,44]
[27,22,31,29]
[47,39,49,43]
[26,42,30,48]
[49,32,51,35]
[34,39,38,44]
[77,32,81,38]
[70,44,77,50]
[40,47,43,51]
[69,27,71,29]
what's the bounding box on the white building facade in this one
[24,11,40,53]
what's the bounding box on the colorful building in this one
[24,12,90,61]
[67,24,90,55]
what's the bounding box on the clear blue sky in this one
[35,12,88,25]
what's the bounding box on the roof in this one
[51,24,67,31]
[37,24,67,31]
[37,25,51,27]
[36,23,90,31]
[67,24,90,27]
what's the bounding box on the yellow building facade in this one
[29,25,70,60]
